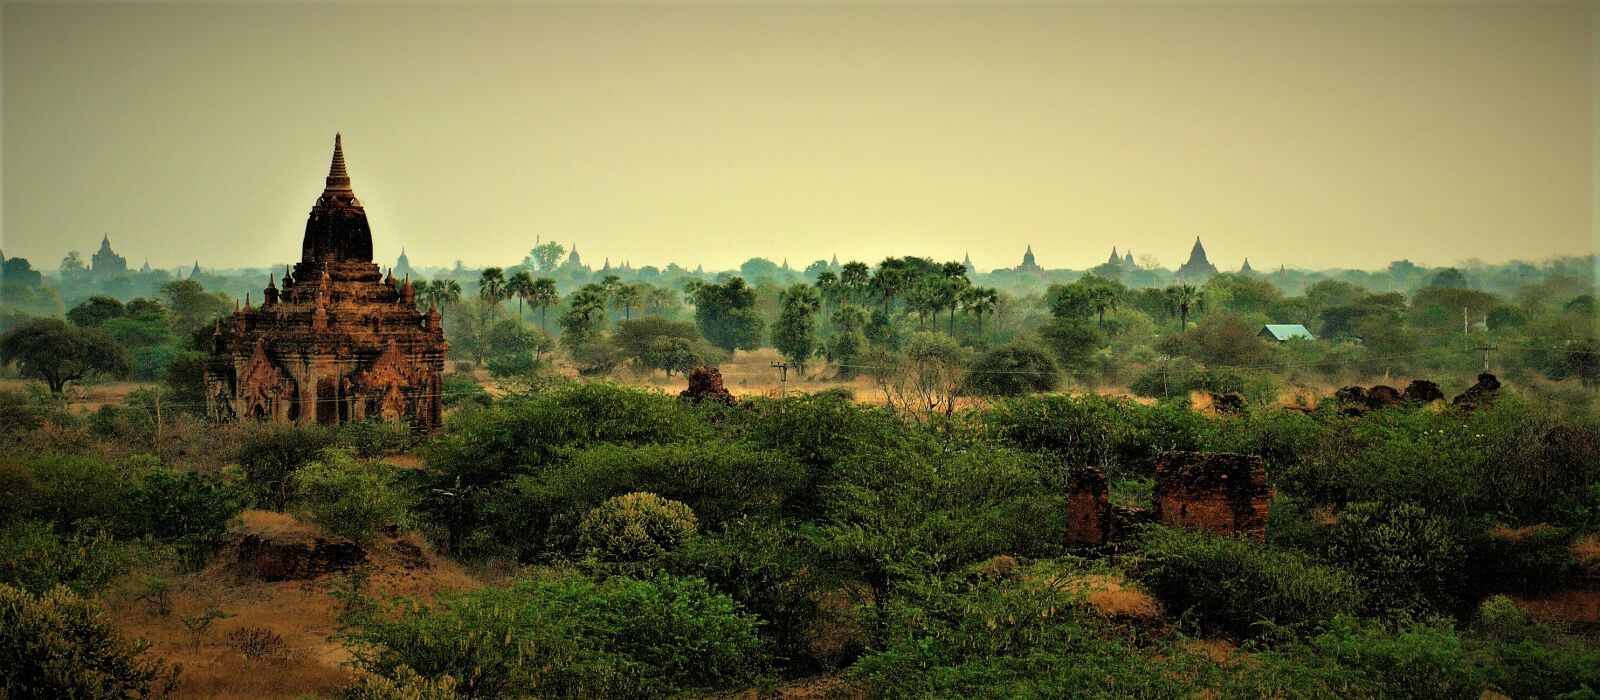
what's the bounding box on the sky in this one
[2,2,1595,274]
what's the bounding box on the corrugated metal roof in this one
[1259,324,1314,341]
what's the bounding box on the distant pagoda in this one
[1015,244,1043,273]
[204,134,448,430]
[91,235,128,276]
[1176,237,1219,280]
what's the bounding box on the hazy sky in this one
[3,2,1594,273]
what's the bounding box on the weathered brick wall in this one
[1065,467,1110,547]
[1153,451,1271,540]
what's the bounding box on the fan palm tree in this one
[840,261,870,305]
[1166,284,1204,331]
[505,270,535,320]
[1085,283,1120,328]
[612,283,645,321]
[528,277,559,332]
[422,279,462,309]
[478,267,508,306]
[963,286,999,337]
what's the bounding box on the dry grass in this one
[1572,535,1600,573]
[1510,589,1600,627]
[110,513,480,699]
[1043,572,1162,623]
[1486,523,1559,544]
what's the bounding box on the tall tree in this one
[528,241,566,273]
[691,277,765,353]
[422,279,463,310]
[0,318,131,393]
[1165,284,1205,331]
[478,267,508,306]
[840,261,871,305]
[505,271,536,320]
[773,284,821,374]
[962,286,999,337]
[528,277,560,332]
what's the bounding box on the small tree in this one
[0,318,131,393]
[772,284,821,374]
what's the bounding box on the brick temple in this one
[205,135,448,430]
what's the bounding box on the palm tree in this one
[963,286,998,337]
[528,277,559,332]
[939,262,970,333]
[1086,284,1120,328]
[642,284,677,316]
[869,263,906,315]
[422,279,462,309]
[612,283,645,321]
[840,261,870,304]
[1166,284,1204,331]
[478,267,507,306]
[505,270,535,320]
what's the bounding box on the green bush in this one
[234,422,337,511]
[962,339,1060,397]
[119,467,246,563]
[292,449,416,542]
[0,583,179,698]
[670,517,834,672]
[1134,526,1362,638]
[577,492,698,564]
[1326,502,1466,617]
[337,573,769,698]
[484,441,805,559]
[0,523,138,594]
[337,665,459,700]
[337,420,414,459]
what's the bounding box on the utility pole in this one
[1473,344,1495,373]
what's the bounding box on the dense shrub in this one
[0,523,138,594]
[851,569,1191,697]
[1134,526,1362,638]
[292,449,416,542]
[120,467,246,562]
[422,383,707,489]
[234,422,337,511]
[0,584,179,698]
[485,441,805,559]
[1325,502,1466,617]
[577,492,698,564]
[337,573,768,697]
[962,339,1060,397]
[336,420,414,459]
[670,517,836,672]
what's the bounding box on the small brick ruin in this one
[1065,467,1112,547]
[1335,379,1450,414]
[1066,452,1272,547]
[1152,452,1272,540]
[1452,373,1501,410]
[679,366,735,405]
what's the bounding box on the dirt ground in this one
[110,511,480,699]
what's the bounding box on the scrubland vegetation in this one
[1,252,1598,697]
[1,375,1599,698]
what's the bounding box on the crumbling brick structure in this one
[1153,451,1272,540]
[1452,373,1501,410]
[1065,467,1111,547]
[679,366,735,405]
[1402,379,1445,404]
[204,135,448,431]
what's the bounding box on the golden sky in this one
[2,2,1594,272]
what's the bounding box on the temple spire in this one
[325,133,352,193]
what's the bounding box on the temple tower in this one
[204,135,449,431]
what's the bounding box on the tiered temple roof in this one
[204,135,448,430]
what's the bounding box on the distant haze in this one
[2,3,1594,272]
